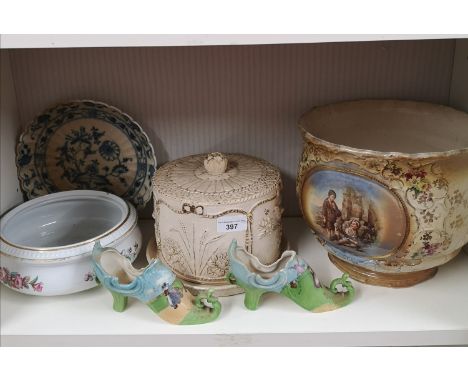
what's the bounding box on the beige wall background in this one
[1,51,23,215]
[7,39,456,216]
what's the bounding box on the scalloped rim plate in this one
[16,100,156,208]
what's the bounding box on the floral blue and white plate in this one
[16,100,156,208]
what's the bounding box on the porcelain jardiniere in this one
[297,100,468,287]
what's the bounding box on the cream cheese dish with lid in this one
[152,152,283,294]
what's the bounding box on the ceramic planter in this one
[297,100,468,287]
[0,190,142,295]
[152,152,283,295]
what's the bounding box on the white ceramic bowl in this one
[0,190,142,296]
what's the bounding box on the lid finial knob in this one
[204,152,228,175]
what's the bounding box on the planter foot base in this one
[328,254,438,288]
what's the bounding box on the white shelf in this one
[1,218,467,346]
[1,34,465,49]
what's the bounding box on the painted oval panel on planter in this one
[301,169,408,259]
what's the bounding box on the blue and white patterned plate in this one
[16,100,156,208]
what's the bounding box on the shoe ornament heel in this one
[92,241,222,325]
[227,239,355,312]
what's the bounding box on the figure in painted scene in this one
[319,187,378,252]
[337,218,361,248]
[322,190,342,240]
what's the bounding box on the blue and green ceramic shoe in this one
[227,239,355,312]
[92,242,221,325]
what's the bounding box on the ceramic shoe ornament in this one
[227,239,355,312]
[92,242,221,325]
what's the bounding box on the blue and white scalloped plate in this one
[16,100,156,208]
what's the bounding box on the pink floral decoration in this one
[0,267,44,292]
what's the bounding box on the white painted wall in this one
[0,50,22,214]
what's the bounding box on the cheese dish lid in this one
[153,152,281,205]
